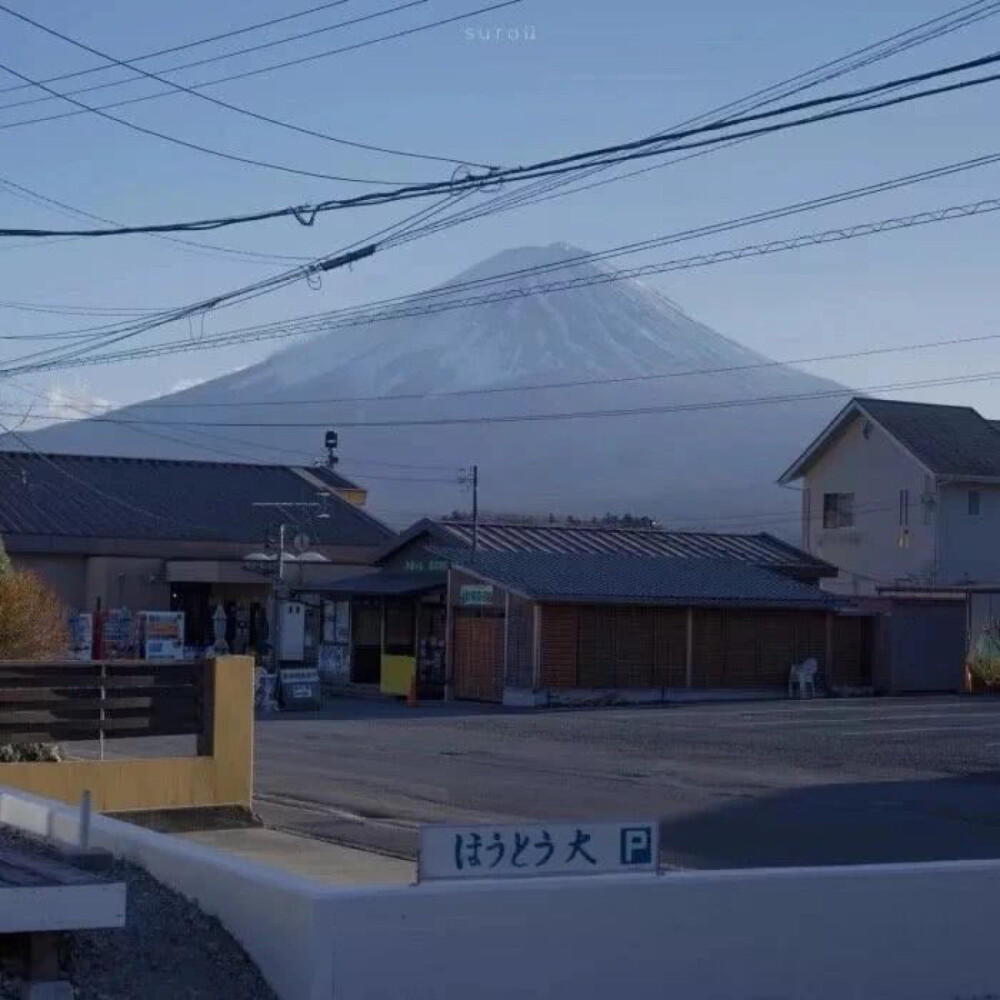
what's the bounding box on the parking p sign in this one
[419,819,659,881]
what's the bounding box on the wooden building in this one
[445,551,857,704]
[325,519,867,701]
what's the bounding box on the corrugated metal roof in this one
[0,451,391,547]
[432,520,830,572]
[449,551,837,608]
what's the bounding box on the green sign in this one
[403,558,448,574]
[459,584,494,607]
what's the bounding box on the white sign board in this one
[143,611,185,661]
[419,820,659,882]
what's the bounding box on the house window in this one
[899,489,909,527]
[968,490,981,516]
[823,492,855,529]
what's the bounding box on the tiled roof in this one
[857,398,1000,478]
[449,551,838,608]
[379,518,833,577]
[0,452,391,547]
[782,398,1000,483]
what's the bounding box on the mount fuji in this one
[19,244,847,532]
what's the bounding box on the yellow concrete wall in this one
[0,656,254,813]
[380,654,414,696]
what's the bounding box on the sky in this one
[1,0,999,422]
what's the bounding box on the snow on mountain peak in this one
[234,243,770,395]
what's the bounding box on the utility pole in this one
[471,464,479,556]
[459,465,479,555]
[252,502,319,671]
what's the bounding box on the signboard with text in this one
[459,584,494,607]
[142,611,184,662]
[418,820,659,882]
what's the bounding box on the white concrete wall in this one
[322,864,1000,1000]
[801,412,935,593]
[0,789,332,1000]
[5,787,1000,1000]
[937,482,1000,583]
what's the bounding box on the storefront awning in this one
[320,572,444,597]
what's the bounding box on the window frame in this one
[968,489,982,517]
[822,491,855,529]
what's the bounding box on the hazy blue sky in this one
[1,0,999,419]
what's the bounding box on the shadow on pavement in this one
[659,771,1000,869]
[257,697,518,723]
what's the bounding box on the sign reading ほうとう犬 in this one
[418,820,659,882]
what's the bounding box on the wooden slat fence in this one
[0,660,206,744]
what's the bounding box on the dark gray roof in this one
[377,518,834,578]
[449,551,837,608]
[856,398,1000,478]
[320,572,444,597]
[0,452,391,547]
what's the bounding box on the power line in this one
[0,50,419,188]
[0,0,494,170]
[13,366,1000,430]
[300,149,1000,324]
[0,244,378,374]
[83,331,1000,410]
[5,48,1000,239]
[0,0,522,164]
[384,1,1000,248]
[18,190,998,376]
[0,170,316,267]
[0,0,361,98]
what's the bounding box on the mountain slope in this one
[20,244,846,531]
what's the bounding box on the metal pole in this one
[79,790,91,849]
[471,464,479,556]
[273,523,285,673]
[99,661,106,761]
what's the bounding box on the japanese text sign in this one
[418,820,659,881]
[459,584,494,607]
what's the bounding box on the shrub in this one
[0,569,68,660]
[0,743,63,762]
[968,627,1000,688]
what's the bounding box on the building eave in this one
[777,397,938,484]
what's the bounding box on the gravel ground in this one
[0,829,277,1000]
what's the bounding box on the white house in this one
[778,397,1000,594]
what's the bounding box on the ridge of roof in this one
[779,396,1000,483]
[0,449,362,491]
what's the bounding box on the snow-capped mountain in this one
[19,244,847,531]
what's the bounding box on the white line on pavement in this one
[841,723,1000,737]
[722,710,1000,730]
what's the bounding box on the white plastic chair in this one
[788,657,819,699]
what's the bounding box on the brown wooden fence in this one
[0,660,208,746]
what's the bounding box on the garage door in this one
[452,614,504,702]
[888,601,966,693]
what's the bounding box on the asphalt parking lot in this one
[253,695,1000,869]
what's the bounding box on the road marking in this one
[722,710,1000,730]
[733,700,969,720]
[841,723,1000,737]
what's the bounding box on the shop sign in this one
[403,558,448,574]
[419,819,659,882]
[459,584,494,607]
[143,611,184,661]
[278,666,321,709]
